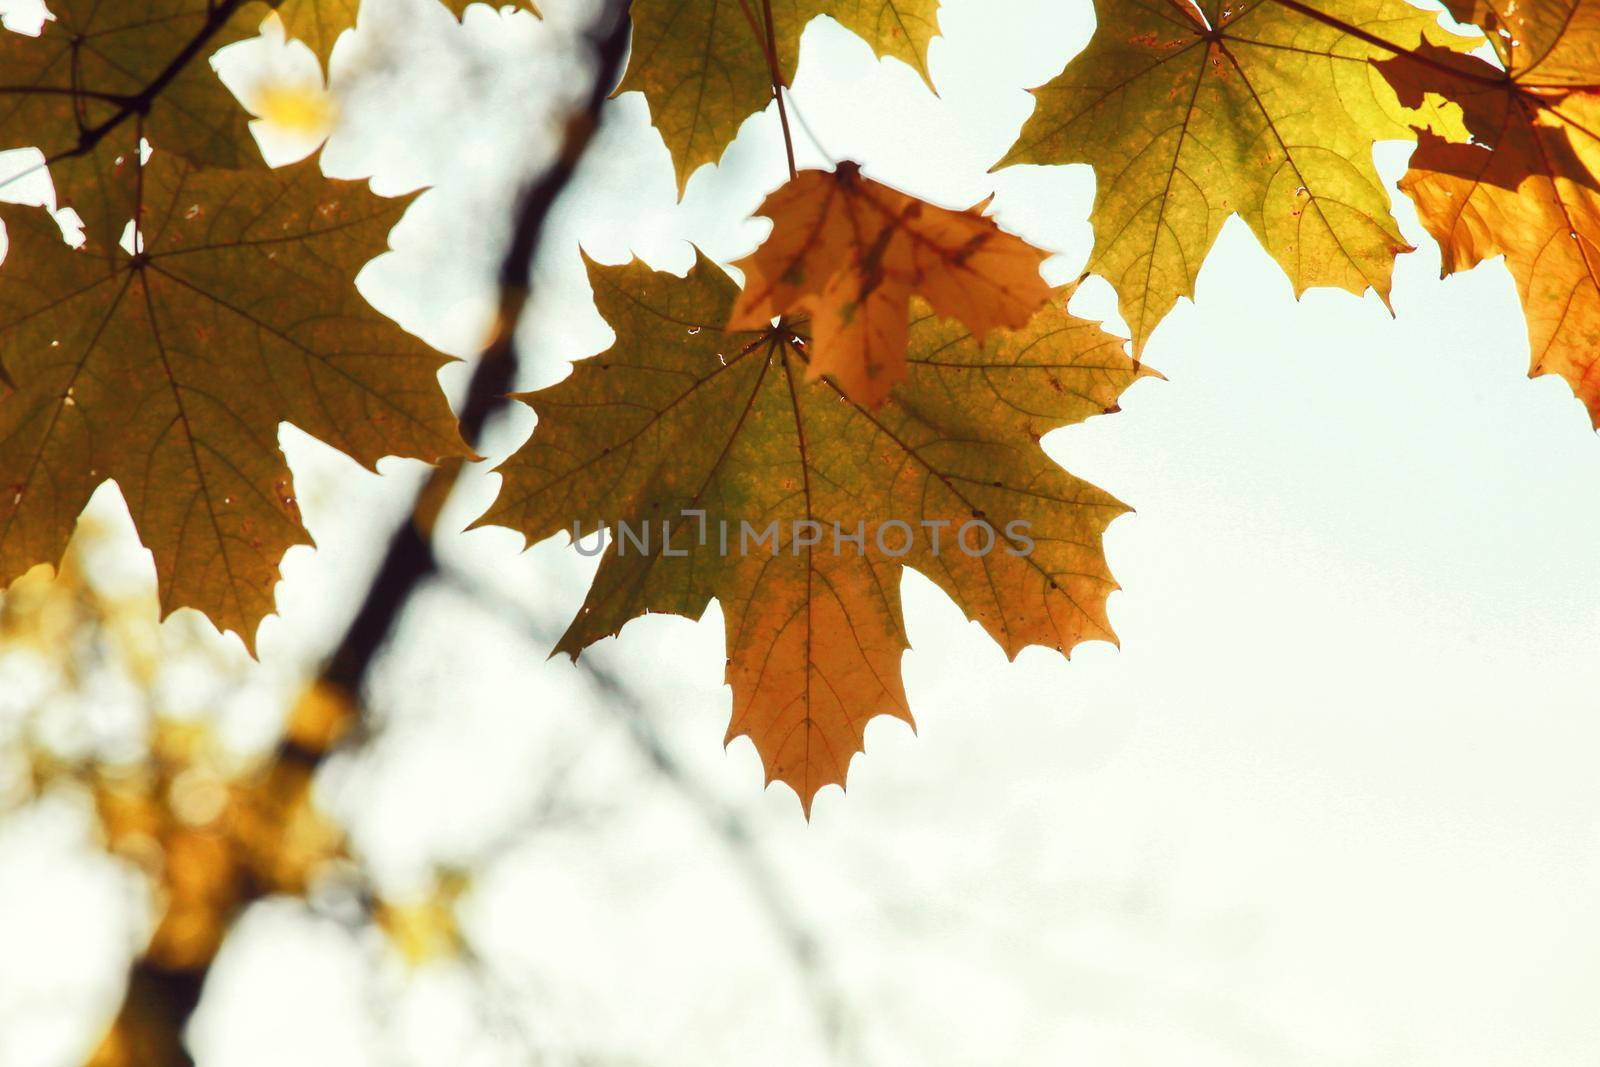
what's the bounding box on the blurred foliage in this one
[375,870,470,967]
[0,516,470,1067]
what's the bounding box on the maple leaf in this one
[271,0,542,65]
[1439,0,1600,79]
[999,0,1474,354]
[621,0,942,192]
[728,162,1054,406]
[0,0,267,252]
[267,0,361,64]
[1377,2,1600,425]
[436,0,542,18]
[0,153,468,649]
[483,252,1147,813]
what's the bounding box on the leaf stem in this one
[753,0,799,179]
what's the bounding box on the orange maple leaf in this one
[1379,3,1600,424]
[728,162,1054,407]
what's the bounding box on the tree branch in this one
[90,5,636,1065]
[315,0,634,711]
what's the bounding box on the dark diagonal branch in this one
[316,0,635,711]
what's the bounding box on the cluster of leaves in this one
[1001,0,1600,424]
[0,0,1597,812]
[515,0,1600,807]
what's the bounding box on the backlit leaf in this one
[0,0,267,251]
[621,0,942,193]
[484,253,1147,812]
[1000,0,1473,353]
[1378,3,1600,424]
[729,162,1053,406]
[0,154,468,649]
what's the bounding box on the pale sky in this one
[2,0,1599,1064]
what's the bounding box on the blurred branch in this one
[317,0,635,712]
[438,562,862,1067]
[89,967,204,1067]
[88,4,637,1065]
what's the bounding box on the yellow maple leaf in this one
[1000,0,1475,353]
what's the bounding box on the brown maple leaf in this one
[484,252,1148,813]
[0,0,268,254]
[728,162,1053,407]
[1378,2,1600,425]
[0,154,468,649]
